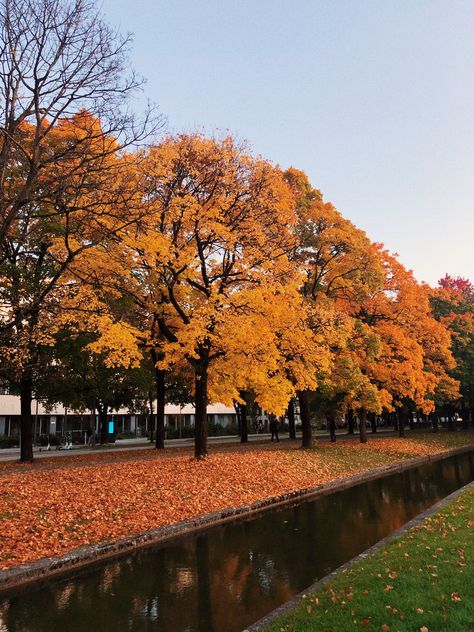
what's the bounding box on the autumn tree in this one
[0,0,156,250]
[208,281,324,440]
[93,134,319,458]
[313,315,388,443]
[284,168,385,446]
[0,0,158,462]
[352,249,459,437]
[38,330,152,444]
[430,275,474,425]
[0,115,143,461]
[283,169,458,445]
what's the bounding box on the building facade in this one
[0,393,237,443]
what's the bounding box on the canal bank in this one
[0,446,473,630]
[0,444,472,593]
[258,480,474,632]
[0,443,472,628]
[4,434,472,577]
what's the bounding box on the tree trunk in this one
[287,398,296,439]
[239,391,248,443]
[393,411,398,432]
[89,399,96,447]
[409,412,415,431]
[98,404,108,444]
[20,373,34,462]
[347,409,355,435]
[448,414,455,431]
[432,411,439,432]
[148,390,154,443]
[461,404,469,430]
[194,363,208,459]
[328,414,336,442]
[398,410,405,437]
[150,349,166,449]
[234,402,242,436]
[370,413,377,434]
[297,390,312,448]
[359,410,368,444]
[155,367,166,449]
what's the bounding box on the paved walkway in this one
[0,428,403,462]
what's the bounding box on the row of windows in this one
[0,412,238,437]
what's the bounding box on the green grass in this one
[268,484,474,632]
[409,430,474,449]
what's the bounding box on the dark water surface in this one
[1,451,473,632]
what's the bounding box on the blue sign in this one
[108,421,114,434]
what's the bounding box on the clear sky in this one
[102,0,473,286]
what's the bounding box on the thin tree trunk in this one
[20,373,33,462]
[448,414,455,431]
[432,411,439,433]
[461,404,469,430]
[328,413,336,442]
[347,408,355,435]
[287,398,296,439]
[234,402,242,436]
[99,403,108,444]
[370,412,377,434]
[150,349,166,449]
[297,390,312,448]
[89,399,96,447]
[398,410,405,437]
[148,390,154,443]
[194,363,208,459]
[359,410,368,444]
[239,391,248,443]
[409,412,415,431]
[155,367,166,449]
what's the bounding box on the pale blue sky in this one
[102,0,474,286]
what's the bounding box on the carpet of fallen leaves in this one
[0,432,473,570]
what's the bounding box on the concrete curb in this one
[0,444,472,593]
[244,477,474,632]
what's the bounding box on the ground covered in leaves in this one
[269,480,474,632]
[0,431,472,571]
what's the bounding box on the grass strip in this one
[268,483,474,632]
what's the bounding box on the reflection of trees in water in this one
[1,453,472,632]
[196,537,213,632]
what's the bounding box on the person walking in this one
[269,416,280,442]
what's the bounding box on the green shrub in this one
[38,433,59,446]
[208,422,239,436]
[116,431,136,439]
[165,426,195,439]
[0,434,18,449]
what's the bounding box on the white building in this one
[0,393,237,441]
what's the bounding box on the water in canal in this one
[1,451,473,632]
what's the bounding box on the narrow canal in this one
[1,451,473,632]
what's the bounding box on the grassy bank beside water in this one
[268,481,474,632]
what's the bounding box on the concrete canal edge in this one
[0,444,472,593]
[244,476,474,632]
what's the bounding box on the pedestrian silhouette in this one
[270,416,280,442]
